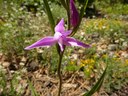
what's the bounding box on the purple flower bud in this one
[70,0,79,27]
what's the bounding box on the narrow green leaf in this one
[0,71,7,95]
[43,0,55,33]
[79,0,89,20]
[66,0,71,29]
[27,78,39,96]
[84,66,108,96]
[59,0,67,9]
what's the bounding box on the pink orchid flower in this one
[25,19,90,51]
[70,0,79,27]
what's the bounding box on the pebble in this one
[79,72,85,77]
[19,62,25,66]
[111,93,118,96]
[71,54,78,60]
[121,41,128,50]
[10,70,15,73]
[21,56,27,62]
[121,52,128,59]
[91,33,99,38]
[115,40,120,44]
[37,48,43,53]
[21,68,27,73]
[2,62,10,68]
[108,44,118,51]
[120,38,125,42]
[63,83,77,88]
[78,49,84,54]
[101,44,107,49]
[16,76,22,80]
[97,46,107,54]
[109,52,115,57]
[0,65,3,69]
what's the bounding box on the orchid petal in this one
[70,0,79,27]
[25,37,57,50]
[55,18,65,33]
[60,36,71,46]
[61,30,72,36]
[65,37,90,48]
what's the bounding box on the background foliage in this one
[0,0,128,95]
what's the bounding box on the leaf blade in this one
[84,66,108,96]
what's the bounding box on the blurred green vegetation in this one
[0,0,128,95]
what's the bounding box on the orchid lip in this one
[54,32,62,39]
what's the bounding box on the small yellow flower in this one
[80,59,95,67]
[80,63,85,67]
[86,68,90,72]
[123,59,128,66]
[90,59,95,63]
[70,61,75,65]
[93,54,97,58]
[102,54,107,58]
[89,65,93,69]
[125,59,128,64]
[113,57,121,62]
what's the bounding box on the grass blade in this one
[43,0,55,33]
[84,66,108,96]
[27,78,39,96]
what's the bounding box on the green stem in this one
[59,0,67,9]
[66,0,71,29]
[57,51,64,96]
